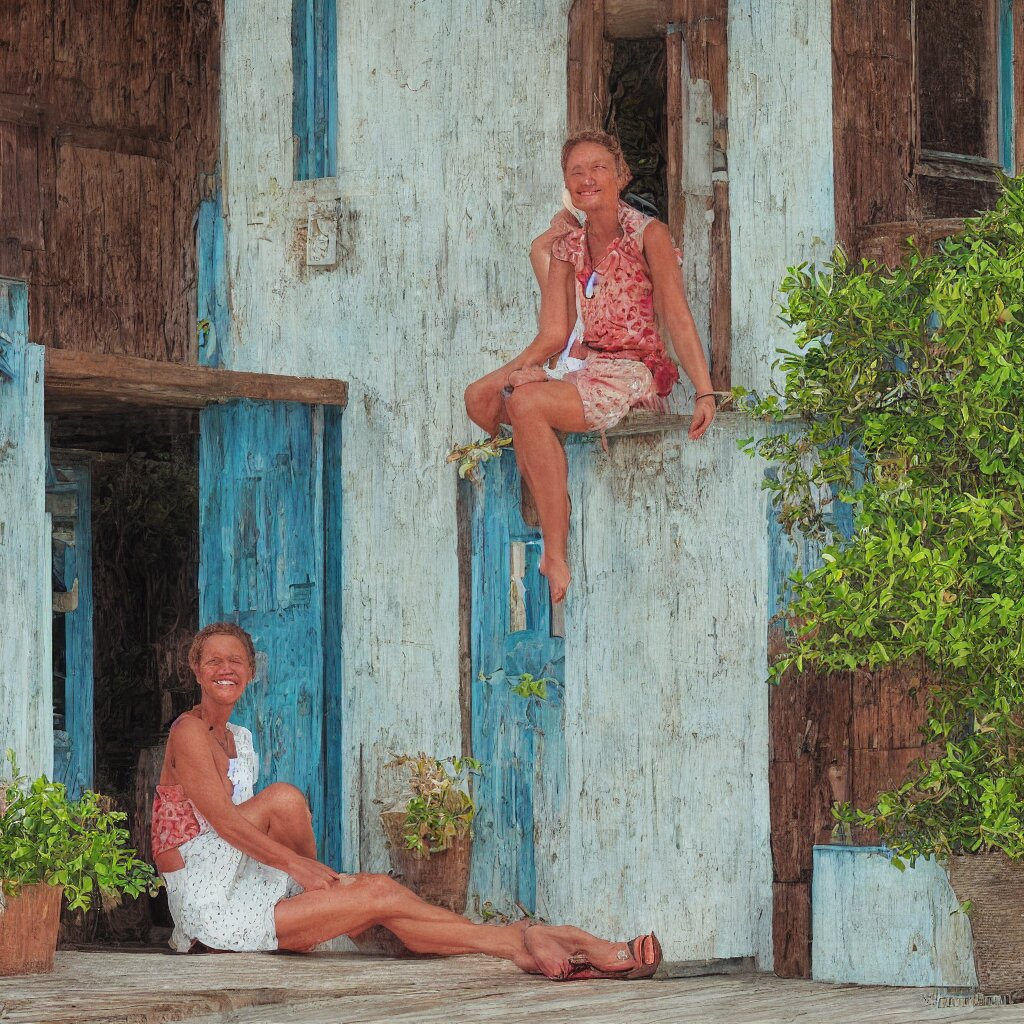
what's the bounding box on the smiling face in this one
[193,633,253,708]
[562,141,630,216]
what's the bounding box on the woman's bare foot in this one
[522,924,630,979]
[540,554,571,603]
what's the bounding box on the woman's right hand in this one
[287,855,343,892]
[507,366,549,388]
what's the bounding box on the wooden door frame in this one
[566,0,731,391]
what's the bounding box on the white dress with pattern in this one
[162,723,301,952]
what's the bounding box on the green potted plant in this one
[738,177,1024,997]
[380,753,481,914]
[0,753,160,976]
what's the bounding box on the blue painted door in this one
[199,399,343,861]
[48,460,94,798]
[468,453,567,917]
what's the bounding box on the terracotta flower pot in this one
[947,853,1024,1001]
[0,884,63,976]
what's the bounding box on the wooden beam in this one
[44,348,348,413]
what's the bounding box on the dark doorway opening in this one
[50,408,200,947]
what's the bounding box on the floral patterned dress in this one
[550,202,680,431]
[152,723,300,952]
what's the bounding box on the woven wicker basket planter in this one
[947,853,1024,1001]
[352,811,471,957]
[0,884,63,976]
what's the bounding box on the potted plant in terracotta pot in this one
[381,753,482,914]
[0,753,160,976]
[739,179,1024,998]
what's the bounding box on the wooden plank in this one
[322,405,345,870]
[3,0,221,362]
[772,881,811,978]
[468,453,566,919]
[48,459,93,798]
[567,0,608,132]
[44,347,348,411]
[1015,0,1024,172]
[199,400,329,852]
[729,0,834,392]
[292,0,338,180]
[0,278,51,779]
[831,1,915,250]
[851,664,930,751]
[196,186,230,368]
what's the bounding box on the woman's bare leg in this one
[274,873,628,977]
[237,783,317,859]
[505,381,588,602]
[275,873,531,966]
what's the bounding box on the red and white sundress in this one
[550,202,680,432]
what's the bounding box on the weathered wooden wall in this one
[0,279,51,777]
[728,0,834,393]
[217,0,783,962]
[550,418,773,960]
[0,0,221,359]
[218,0,570,882]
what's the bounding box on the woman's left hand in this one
[689,395,716,440]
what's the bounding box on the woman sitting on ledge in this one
[152,621,662,980]
[464,130,716,603]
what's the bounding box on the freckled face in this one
[563,142,628,214]
[195,635,253,706]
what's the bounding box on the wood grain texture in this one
[728,0,834,392]
[467,452,566,920]
[0,0,221,360]
[44,348,348,412]
[48,460,93,797]
[199,400,330,849]
[6,950,1021,1024]
[812,845,977,988]
[0,279,51,778]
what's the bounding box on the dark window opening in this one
[605,37,669,219]
[916,0,997,159]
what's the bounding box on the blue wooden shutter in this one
[199,399,334,850]
[0,279,51,778]
[292,0,338,180]
[468,454,567,916]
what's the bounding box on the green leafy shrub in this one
[737,176,1024,865]
[386,753,482,859]
[0,752,161,911]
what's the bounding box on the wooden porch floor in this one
[0,952,1019,1024]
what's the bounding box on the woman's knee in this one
[464,378,490,416]
[349,872,404,908]
[265,782,311,820]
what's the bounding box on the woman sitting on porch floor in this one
[151,622,662,981]
[463,130,716,603]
